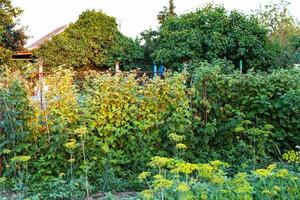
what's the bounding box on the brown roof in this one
[27,24,69,51]
[12,50,33,61]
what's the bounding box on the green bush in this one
[1,65,300,198]
[190,62,300,164]
[35,10,143,70]
[153,4,279,71]
[0,68,191,193]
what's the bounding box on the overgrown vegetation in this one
[0,0,27,64]
[35,10,143,70]
[1,0,300,199]
[152,4,280,71]
[0,64,299,199]
[188,61,300,165]
[138,157,300,200]
[0,67,191,198]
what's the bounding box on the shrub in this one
[189,62,300,164]
[0,68,192,192]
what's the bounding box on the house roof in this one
[26,24,69,51]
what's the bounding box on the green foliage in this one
[0,68,34,166]
[139,157,300,200]
[256,0,298,37]
[157,0,176,24]
[153,4,280,71]
[28,178,87,199]
[0,68,191,195]
[35,10,143,70]
[139,29,158,69]
[256,0,300,66]
[190,62,300,164]
[0,0,27,63]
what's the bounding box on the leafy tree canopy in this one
[153,4,280,72]
[139,29,158,69]
[35,10,143,70]
[256,0,300,65]
[157,0,177,24]
[0,0,27,63]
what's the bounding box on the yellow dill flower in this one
[211,175,225,185]
[283,150,300,163]
[2,149,12,154]
[177,182,189,192]
[68,158,75,163]
[148,156,172,168]
[235,127,245,133]
[171,163,199,175]
[141,189,154,200]
[74,127,88,137]
[264,124,274,130]
[168,133,185,142]
[64,139,77,150]
[10,156,31,163]
[209,160,229,169]
[198,164,213,178]
[153,174,173,190]
[275,169,289,178]
[233,173,248,183]
[254,169,270,177]
[267,164,277,171]
[59,172,65,177]
[138,172,150,181]
[234,185,253,194]
[176,143,187,150]
[243,120,252,125]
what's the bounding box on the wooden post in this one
[115,61,120,73]
[38,60,44,110]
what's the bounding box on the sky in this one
[11,0,300,47]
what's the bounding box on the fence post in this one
[115,61,120,73]
[240,60,243,74]
[38,59,44,110]
[153,64,157,77]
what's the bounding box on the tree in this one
[157,0,177,24]
[256,0,300,65]
[168,0,176,17]
[0,0,27,63]
[139,29,158,69]
[153,4,279,72]
[256,0,297,38]
[35,10,143,70]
